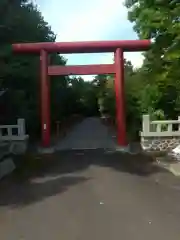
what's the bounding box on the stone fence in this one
[140,115,180,151]
[0,119,29,154]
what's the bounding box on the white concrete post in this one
[178,116,180,131]
[167,123,172,132]
[156,124,162,132]
[142,115,150,134]
[17,119,25,136]
[7,127,12,137]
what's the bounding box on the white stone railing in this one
[0,119,29,141]
[140,115,180,137]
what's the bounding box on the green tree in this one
[125,0,180,120]
[0,0,66,138]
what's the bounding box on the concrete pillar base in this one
[115,145,130,153]
[38,146,55,154]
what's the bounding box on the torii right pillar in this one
[114,48,127,147]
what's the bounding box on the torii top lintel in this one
[12,39,151,54]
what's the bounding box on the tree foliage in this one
[125,0,180,120]
[93,0,180,140]
[0,0,98,139]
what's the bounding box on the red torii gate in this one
[12,39,151,148]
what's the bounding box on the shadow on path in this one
[0,149,170,209]
[0,175,88,208]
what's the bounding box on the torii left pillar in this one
[40,49,50,147]
[114,48,127,147]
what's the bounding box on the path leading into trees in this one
[56,117,117,150]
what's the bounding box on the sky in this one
[33,0,144,80]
